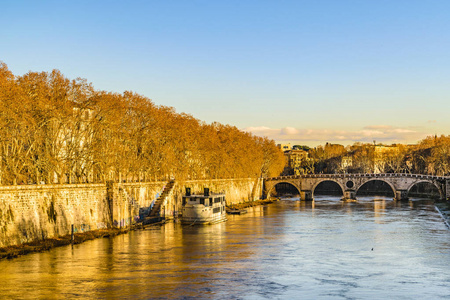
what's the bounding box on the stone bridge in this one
[264,173,450,201]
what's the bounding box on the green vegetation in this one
[292,145,310,151]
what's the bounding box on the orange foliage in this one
[0,62,284,184]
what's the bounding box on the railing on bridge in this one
[266,173,449,181]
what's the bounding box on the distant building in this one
[373,145,400,173]
[277,143,291,151]
[283,149,309,175]
[341,155,353,170]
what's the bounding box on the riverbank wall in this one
[0,178,262,247]
[113,178,263,221]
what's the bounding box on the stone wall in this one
[0,184,107,248]
[111,181,167,225]
[0,178,262,247]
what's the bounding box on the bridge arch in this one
[406,180,443,199]
[266,181,301,199]
[355,179,396,198]
[312,179,345,198]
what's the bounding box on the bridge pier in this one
[300,190,313,201]
[395,189,408,201]
[343,190,356,200]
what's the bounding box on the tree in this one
[0,62,287,184]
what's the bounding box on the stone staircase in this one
[148,180,175,217]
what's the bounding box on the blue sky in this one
[2,0,450,146]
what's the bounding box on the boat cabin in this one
[181,188,227,224]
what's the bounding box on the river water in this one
[1,197,450,299]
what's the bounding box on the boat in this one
[181,188,227,225]
[227,209,247,215]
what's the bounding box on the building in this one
[283,149,309,175]
[373,145,400,173]
[341,155,353,170]
[277,143,291,151]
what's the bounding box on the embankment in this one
[435,201,450,228]
[0,178,262,248]
[227,198,279,210]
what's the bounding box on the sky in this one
[2,0,450,147]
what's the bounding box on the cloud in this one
[243,125,428,145]
[280,127,299,135]
[363,125,392,130]
[361,130,384,136]
[391,128,415,133]
[244,126,279,134]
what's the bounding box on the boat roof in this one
[183,193,225,198]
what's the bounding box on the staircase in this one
[148,180,175,217]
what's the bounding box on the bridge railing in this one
[266,173,448,181]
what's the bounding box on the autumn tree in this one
[0,62,286,185]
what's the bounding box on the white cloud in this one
[392,128,415,133]
[361,130,384,136]
[280,127,299,135]
[243,125,428,145]
[363,125,392,130]
[245,126,277,133]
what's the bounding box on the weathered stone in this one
[265,174,447,201]
[0,178,263,247]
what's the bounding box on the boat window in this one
[182,197,186,206]
[200,198,205,205]
[190,197,196,202]
[214,197,221,203]
[213,207,220,214]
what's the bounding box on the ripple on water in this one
[1,199,450,299]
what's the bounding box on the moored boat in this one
[181,188,227,225]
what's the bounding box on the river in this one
[1,197,450,299]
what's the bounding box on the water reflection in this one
[0,198,449,299]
